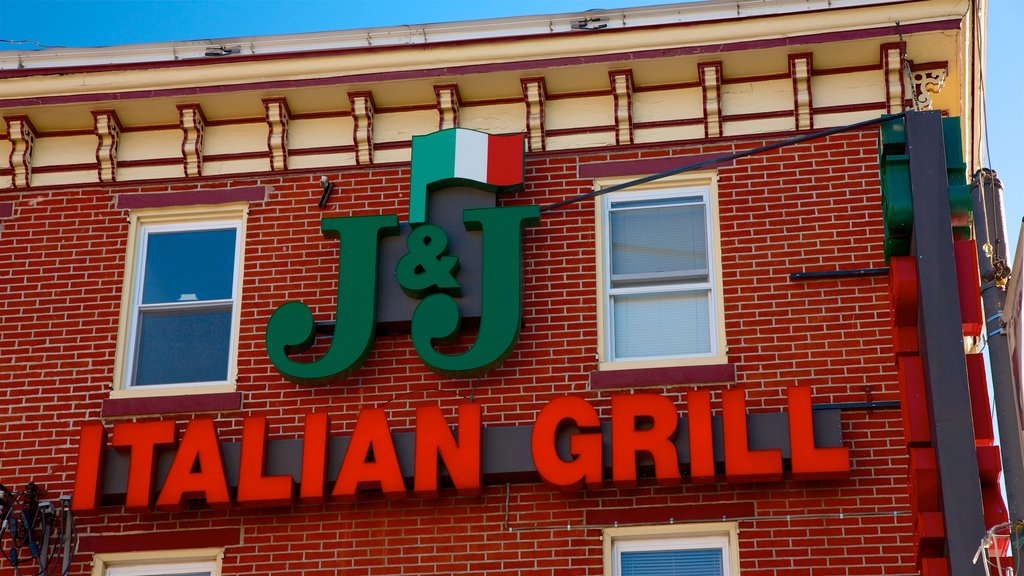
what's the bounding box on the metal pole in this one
[907,110,987,575]
[972,168,1024,547]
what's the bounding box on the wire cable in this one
[541,112,906,213]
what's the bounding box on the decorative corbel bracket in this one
[263,97,291,172]
[909,62,948,111]
[434,84,460,131]
[92,110,122,183]
[609,70,634,146]
[520,77,546,153]
[882,43,908,114]
[698,62,723,139]
[177,103,206,177]
[789,54,814,131]
[5,116,35,188]
[348,91,375,166]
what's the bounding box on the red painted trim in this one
[546,88,612,101]
[374,140,412,151]
[909,60,948,71]
[722,109,794,122]
[813,101,886,114]
[32,162,98,174]
[119,122,180,133]
[586,502,756,525]
[0,202,13,218]
[634,118,704,130]
[545,125,615,138]
[375,102,437,114]
[460,96,525,108]
[589,363,736,389]
[814,63,881,76]
[633,80,702,93]
[78,528,240,553]
[578,154,720,178]
[289,109,353,120]
[100,392,242,418]
[721,71,792,85]
[204,151,271,162]
[116,186,266,209]
[289,145,356,157]
[118,157,183,168]
[204,116,264,127]
[33,128,96,138]
[0,19,960,110]
[0,124,879,194]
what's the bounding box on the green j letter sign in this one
[266,129,540,385]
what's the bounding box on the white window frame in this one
[595,172,727,371]
[92,548,223,576]
[604,523,740,576]
[112,204,248,398]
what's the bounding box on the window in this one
[106,561,215,576]
[113,204,247,397]
[604,523,738,576]
[597,173,725,369]
[91,549,223,576]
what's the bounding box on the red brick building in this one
[0,1,997,575]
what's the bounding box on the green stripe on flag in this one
[410,129,457,224]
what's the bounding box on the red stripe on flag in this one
[486,134,525,186]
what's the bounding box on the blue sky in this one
[0,0,1021,257]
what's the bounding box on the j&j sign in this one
[265,128,536,385]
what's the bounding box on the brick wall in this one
[0,128,912,575]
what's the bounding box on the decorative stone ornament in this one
[789,54,813,131]
[263,98,290,172]
[883,44,907,114]
[910,64,948,111]
[348,91,375,165]
[5,116,35,188]
[92,110,121,183]
[699,62,723,139]
[434,84,460,131]
[177,103,205,177]
[520,77,546,152]
[609,70,634,146]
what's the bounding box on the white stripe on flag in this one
[453,130,488,183]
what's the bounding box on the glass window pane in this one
[134,308,232,386]
[613,291,711,359]
[142,228,236,304]
[610,203,707,278]
[621,548,724,576]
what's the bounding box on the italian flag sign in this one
[409,128,525,223]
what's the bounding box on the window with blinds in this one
[612,535,731,576]
[602,186,717,362]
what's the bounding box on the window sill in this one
[590,363,735,389]
[101,391,242,418]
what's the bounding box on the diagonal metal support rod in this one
[542,112,906,212]
[906,110,987,575]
